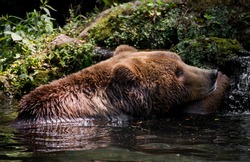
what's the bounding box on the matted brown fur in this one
[17,45,229,124]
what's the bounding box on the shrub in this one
[0,0,56,73]
[171,37,241,68]
[88,1,239,50]
[88,1,179,49]
[0,0,95,97]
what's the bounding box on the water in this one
[224,56,250,112]
[1,99,250,162]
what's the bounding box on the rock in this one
[78,1,142,38]
[50,34,83,48]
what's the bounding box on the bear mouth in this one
[207,81,217,95]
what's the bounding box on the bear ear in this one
[112,64,139,84]
[164,52,182,60]
[114,45,138,56]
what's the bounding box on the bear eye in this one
[175,67,184,77]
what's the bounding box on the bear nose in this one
[210,70,218,81]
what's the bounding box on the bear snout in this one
[208,69,218,93]
[210,70,218,82]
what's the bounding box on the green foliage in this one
[88,1,239,49]
[97,0,132,8]
[48,43,94,75]
[177,5,236,41]
[0,0,56,72]
[1,54,45,95]
[62,8,90,37]
[184,0,246,11]
[89,1,178,48]
[0,0,95,97]
[1,42,95,97]
[171,37,240,68]
[0,0,58,96]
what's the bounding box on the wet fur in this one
[17,45,229,123]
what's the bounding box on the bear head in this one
[107,45,218,116]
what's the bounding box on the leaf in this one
[11,33,22,41]
[4,31,22,41]
[43,8,51,16]
[157,0,163,5]
[3,31,13,35]
[103,0,109,6]
[4,25,11,32]
[29,75,34,81]
[46,24,53,32]
[204,13,215,20]
[46,5,57,12]
[14,54,21,59]
[19,74,28,79]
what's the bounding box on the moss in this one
[33,70,51,85]
[171,37,241,68]
[88,2,179,49]
[87,5,131,47]
[87,1,243,50]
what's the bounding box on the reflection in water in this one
[17,124,113,152]
[1,99,250,161]
[2,115,248,161]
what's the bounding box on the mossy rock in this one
[84,1,244,49]
[171,37,241,68]
[34,69,54,86]
[87,2,179,49]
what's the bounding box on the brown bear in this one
[16,45,230,124]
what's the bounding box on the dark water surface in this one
[1,99,250,161]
